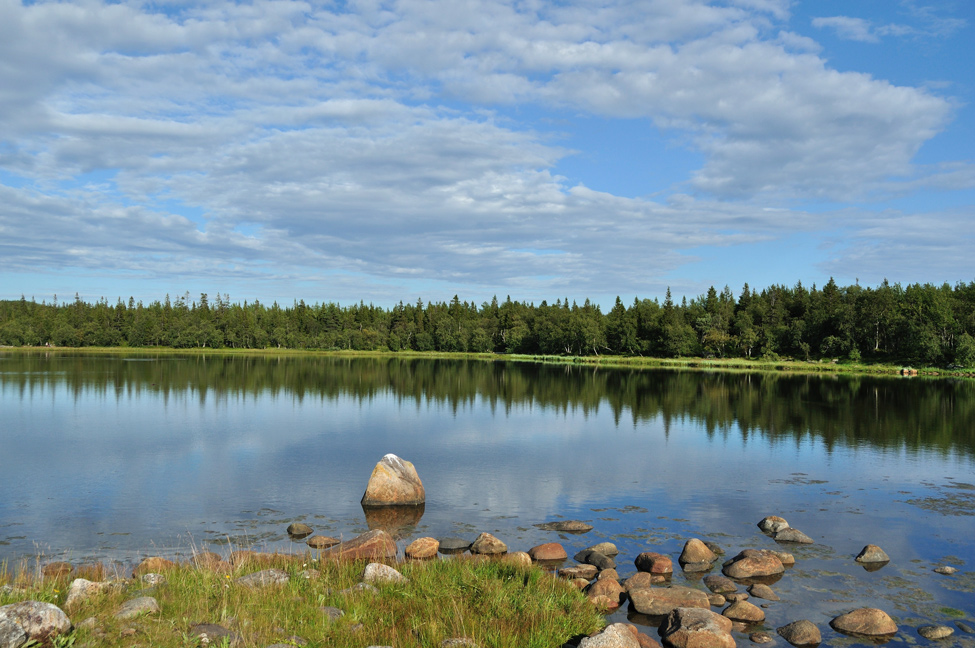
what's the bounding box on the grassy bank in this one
[0,553,603,648]
[3,345,972,379]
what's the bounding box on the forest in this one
[1,278,974,366]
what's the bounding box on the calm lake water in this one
[2,353,974,642]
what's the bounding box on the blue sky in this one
[1,0,972,308]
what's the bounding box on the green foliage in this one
[4,278,975,365]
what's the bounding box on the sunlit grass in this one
[0,553,603,648]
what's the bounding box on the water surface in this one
[2,353,973,642]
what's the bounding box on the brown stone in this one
[829,608,897,637]
[625,572,669,591]
[722,551,784,580]
[598,568,620,581]
[587,542,620,557]
[679,539,717,567]
[132,556,177,577]
[635,552,673,575]
[707,594,726,607]
[529,542,568,561]
[777,620,822,646]
[773,528,813,544]
[747,583,778,600]
[723,600,765,623]
[572,578,590,589]
[307,535,341,549]
[629,586,710,616]
[703,575,737,594]
[658,607,735,648]
[321,529,397,561]
[406,537,440,559]
[360,453,425,506]
[470,532,507,555]
[586,578,625,609]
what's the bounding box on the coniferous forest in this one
[2,279,975,366]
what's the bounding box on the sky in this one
[1,0,972,309]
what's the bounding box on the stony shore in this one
[2,512,971,648]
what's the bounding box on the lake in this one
[2,352,973,641]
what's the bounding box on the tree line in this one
[1,278,974,366]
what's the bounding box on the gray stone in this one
[0,617,27,648]
[0,600,72,645]
[287,522,313,538]
[115,596,161,619]
[956,621,974,634]
[777,620,821,646]
[773,528,813,544]
[141,572,167,586]
[703,541,725,556]
[470,532,507,555]
[320,606,344,621]
[65,578,118,608]
[934,565,958,575]
[918,625,953,640]
[575,550,616,571]
[189,623,240,646]
[438,536,472,553]
[561,564,599,580]
[587,542,620,557]
[236,569,289,588]
[362,563,408,584]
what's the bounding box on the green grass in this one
[1,553,603,648]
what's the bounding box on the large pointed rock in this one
[361,454,425,506]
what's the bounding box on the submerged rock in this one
[360,453,425,506]
[933,565,958,575]
[703,575,737,594]
[535,520,594,533]
[747,583,779,601]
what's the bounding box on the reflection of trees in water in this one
[5,354,974,456]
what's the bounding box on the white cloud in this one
[811,16,880,43]
[0,0,969,302]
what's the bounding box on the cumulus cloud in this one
[0,0,969,301]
